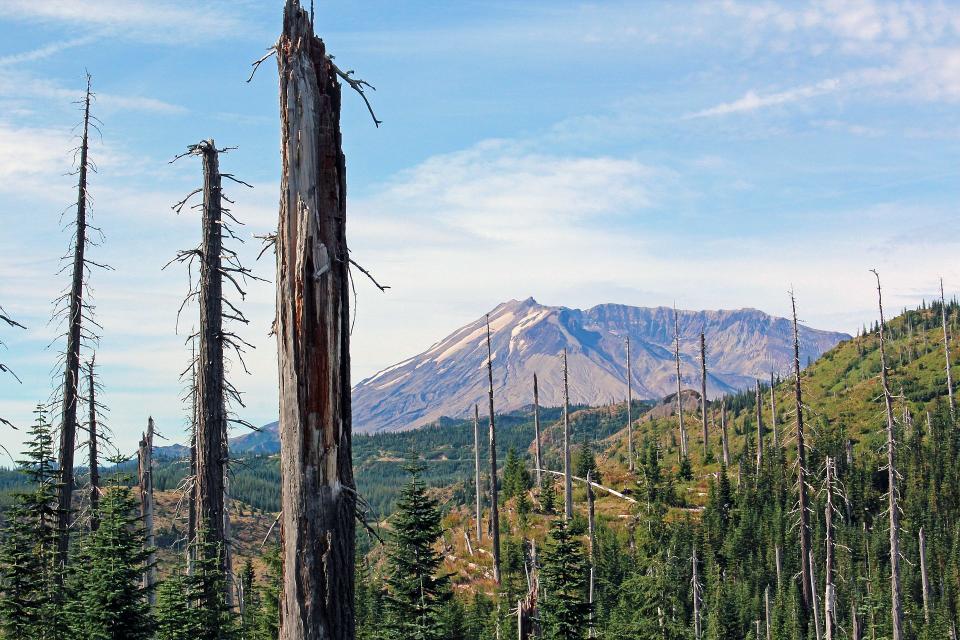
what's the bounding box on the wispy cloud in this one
[688,77,843,118]
[0,0,256,44]
[0,70,187,115]
[0,36,96,66]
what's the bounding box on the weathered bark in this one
[791,291,814,614]
[720,402,730,467]
[86,357,99,532]
[474,403,482,542]
[770,371,779,448]
[486,316,501,584]
[138,418,157,605]
[699,332,709,459]
[765,585,772,640]
[919,527,931,625]
[775,544,783,589]
[824,457,836,640]
[941,278,955,421]
[871,270,904,640]
[188,339,197,571]
[533,375,543,489]
[851,603,862,640]
[674,308,688,457]
[624,337,634,471]
[276,5,356,636]
[562,348,573,521]
[57,74,94,566]
[192,139,233,604]
[755,380,764,470]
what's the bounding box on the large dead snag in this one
[485,315,501,583]
[824,457,836,640]
[534,375,543,488]
[275,3,358,636]
[699,332,709,459]
[791,290,814,615]
[587,470,596,638]
[473,403,482,542]
[941,278,955,421]
[626,337,634,471]
[562,348,573,521]
[692,544,702,640]
[138,418,157,605]
[673,307,688,457]
[870,270,904,640]
[770,371,779,448]
[720,402,730,467]
[169,139,259,606]
[56,74,106,568]
[919,527,931,625]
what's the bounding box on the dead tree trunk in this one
[770,371,779,448]
[191,139,233,604]
[86,356,99,532]
[919,527,931,625]
[562,348,573,521]
[138,418,157,606]
[692,544,702,640]
[941,278,955,421]
[871,270,904,640]
[755,380,764,470]
[810,549,822,640]
[276,5,357,636]
[851,603,862,640]
[765,585,772,640]
[626,337,634,471]
[721,402,730,467]
[486,315,501,584]
[587,470,596,638]
[57,74,95,567]
[474,403,482,542]
[700,332,709,459]
[824,457,836,640]
[188,338,198,571]
[674,308,688,457]
[791,291,814,615]
[534,375,543,489]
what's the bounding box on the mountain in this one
[352,298,850,433]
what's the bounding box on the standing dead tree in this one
[941,278,955,421]
[870,269,904,640]
[0,306,26,428]
[485,315,501,584]
[770,372,779,449]
[274,3,368,635]
[674,307,688,458]
[919,527,931,625]
[720,402,730,467]
[138,418,157,605]
[168,140,259,606]
[823,457,837,640]
[692,544,703,640]
[474,403,482,542]
[534,375,543,488]
[562,348,573,521]
[626,337,634,471]
[699,332,709,459]
[85,356,104,532]
[55,74,110,569]
[587,470,596,638]
[790,290,814,615]
[755,380,764,470]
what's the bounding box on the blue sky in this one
[1,0,960,455]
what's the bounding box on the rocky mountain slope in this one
[352,298,849,433]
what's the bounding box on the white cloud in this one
[688,77,843,118]
[0,36,96,66]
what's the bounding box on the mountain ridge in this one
[351,297,850,433]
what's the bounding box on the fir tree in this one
[64,485,153,639]
[383,465,452,640]
[539,518,591,640]
[502,448,532,499]
[154,571,201,640]
[574,441,602,484]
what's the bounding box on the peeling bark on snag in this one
[276,4,356,637]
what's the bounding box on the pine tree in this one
[154,571,201,640]
[185,534,237,640]
[0,406,63,640]
[503,448,532,500]
[383,465,452,640]
[539,519,591,640]
[574,441,602,485]
[64,485,153,639]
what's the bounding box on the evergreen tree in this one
[503,448,532,499]
[0,406,63,640]
[574,441,601,484]
[154,572,201,640]
[539,518,590,640]
[383,465,452,640]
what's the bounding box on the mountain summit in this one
[352,298,849,433]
